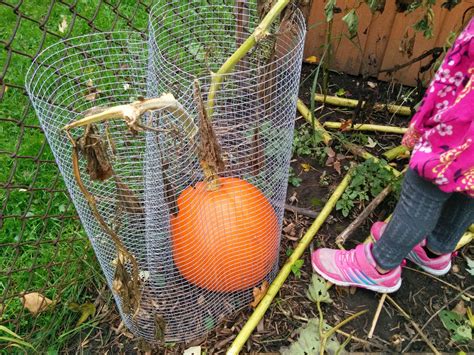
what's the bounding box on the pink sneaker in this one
[311,243,402,293]
[370,222,453,276]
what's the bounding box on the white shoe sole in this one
[409,259,452,276]
[311,260,402,294]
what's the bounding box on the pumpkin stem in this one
[193,80,225,190]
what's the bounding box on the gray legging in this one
[372,169,474,270]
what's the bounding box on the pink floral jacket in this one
[403,18,474,197]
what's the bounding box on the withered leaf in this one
[452,300,467,316]
[339,119,353,132]
[112,250,140,315]
[76,125,113,181]
[68,302,96,327]
[250,280,269,308]
[20,292,52,315]
[114,176,144,215]
[194,81,225,186]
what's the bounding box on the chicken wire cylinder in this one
[25,0,305,343]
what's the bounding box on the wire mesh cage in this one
[25,0,305,342]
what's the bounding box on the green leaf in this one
[280,318,339,355]
[439,310,471,343]
[68,302,96,327]
[324,0,337,22]
[307,274,332,304]
[0,326,36,351]
[466,257,474,276]
[342,9,359,39]
[291,259,304,278]
[335,88,346,97]
[453,325,472,343]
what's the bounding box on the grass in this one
[0,0,150,352]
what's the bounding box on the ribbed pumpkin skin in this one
[170,177,279,292]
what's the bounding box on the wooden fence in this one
[304,0,474,86]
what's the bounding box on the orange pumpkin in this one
[170,177,279,292]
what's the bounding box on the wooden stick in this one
[314,94,412,116]
[296,99,332,145]
[336,183,394,247]
[386,295,440,355]
[323,121,408,134]
[227,169,353,355]
[284,204,318,218]
[368,293,387,339]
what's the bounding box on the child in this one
[312,18,474,293]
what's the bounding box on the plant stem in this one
[314,94,412,116]
[297,99,332,145]
[207,0,290,117]
[323,121,408,134]
[320,309,368,355]
[63,94,196,136]
[383,145,410,161]
[227,169,353,355]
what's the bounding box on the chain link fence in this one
[0,0,152,350]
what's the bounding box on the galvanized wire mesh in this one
[24,0,305,342]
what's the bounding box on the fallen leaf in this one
[452,300,467,316]
[335,88,346,97]
[339,119,353,132]
[183,346,202,355]
[326,147,336,158]
[333,160,342,175]
[367,81,377,89]
[20,292,52,315]
[365,136,377,148]
[250,280,269,308]
[304,56,318,64]
[58,15,68,33]
[301,163,311,172]
[283,222,295,234]
[288,191,298,204]
[68,302,96,327]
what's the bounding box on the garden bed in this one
[64,66,473,354]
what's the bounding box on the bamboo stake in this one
[227,169,353,355]
[383,145,410,161]
[323,121,408,134]
[314,94,412,116]
[456,231,473,250]
[207,0,290,116]
[296,99,332,145]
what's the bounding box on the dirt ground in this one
[65,66,474,354]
